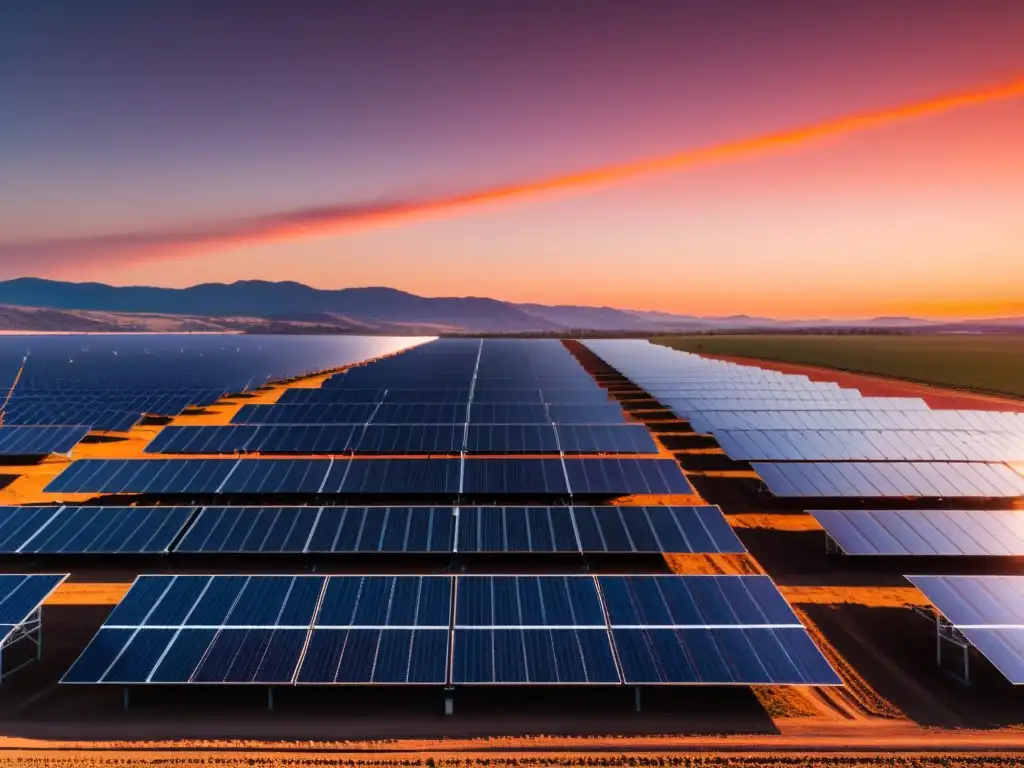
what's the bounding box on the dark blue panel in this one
[314,576,452,627]
[546,403,627,425]
[297,629,449,684]
[44,459,239,495]
[555,425,657,454]
[461,459,569,496]
[598,576,798,627]
[464,425,559,453]
[0,425,90,456]
[909,575,1024,627]
[468,404,550,424]
[20,506,196,554]
[191,629,306,683]
[233,403,379,425]
[149,628,219,683]
[103,628,178,683]
[451,629,620,684]
[455,576,604,627]
[219,460,331,495]
[0,506,63,553]
[611,628,840,684]
[329,459,461,495]
[174,507,316,553]
[355,424,463,453]
[277,389,387,404]
[563,459,691,496]
[455,507,579,553]
[61,628,137,683]
[369,403,466,424]
[0,574,66,625]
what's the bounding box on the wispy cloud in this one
[3,75,1022,273]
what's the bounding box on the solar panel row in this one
[715,429,1024,463]
[690,409,1024,435]
[176,505,742,554]
[753,461,1024,498]
[62,575,840,686]
[234,402,627,425]
[145,423,658,455]
[812,509,1024,557]
[0,426,90,456]
[908,575,1024,684]
[45,458,693,497]
[0,506,196,555]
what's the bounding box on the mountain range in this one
[0,278,1020,334]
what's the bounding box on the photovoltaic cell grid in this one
[690,410,1024,435]
[580,340,1024,502]
[144,423,658,455]
[812,509,1024,557]
[908,575,1024,685]
[714,429,1024,463]
[171,505,742,555]
[64,575,837,687]
[0,506,196,554]
[753,461,1024,498]
[44,458,693,497]
[0,426,90,456]
[0,574,68,645]
[0,404,142,433]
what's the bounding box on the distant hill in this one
[0,278,1019,334]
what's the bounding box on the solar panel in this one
[555,425,658,454]
[232,403,379,425]
[563,458,692,496]
[63,575,328,685]
[0,574,67,627]
[175,506,455,553]
[754,461,1024,498]
[146,425,361,455]
[907,575,1024,684]
[5,506,196,554]
[546,403,628,425]
[45,458,241,495]
[691,409,1024,435]
[461,459,570,496]
[598,576,840,685]
[47,457,694,497]
[455,506,743,554]
[464,425,560,453]
[811,509,1024,556]
[355,424,463,453]
[324,459,462,495]
[716,429,1024,462]
[298,576,452,685]
[666,397,931,415]
[1,404,141,432]
[468,404,551,425]
[571,506,744,554]
[0,426,90,456]
[451,576,620,685]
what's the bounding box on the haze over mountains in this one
[0,278,1019,334]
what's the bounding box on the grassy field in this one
[654,334,1024,399]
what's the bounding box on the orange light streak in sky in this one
[221,75,1024,248]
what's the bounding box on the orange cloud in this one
[2,75,1023,270]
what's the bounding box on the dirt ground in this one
[2,346,1024,764]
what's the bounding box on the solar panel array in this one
[0,336,430,431]
[908,576,1024,685]
[144,423,658,455]
[64,574,839,686]
[582,340,1024,501]
[45,457,692,497]
[0,426,90,457]
[0,574,68,647]
[811,509,1024,557]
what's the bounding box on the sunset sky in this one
[1,1,1022,319]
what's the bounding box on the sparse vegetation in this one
[654,334,1024,399]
